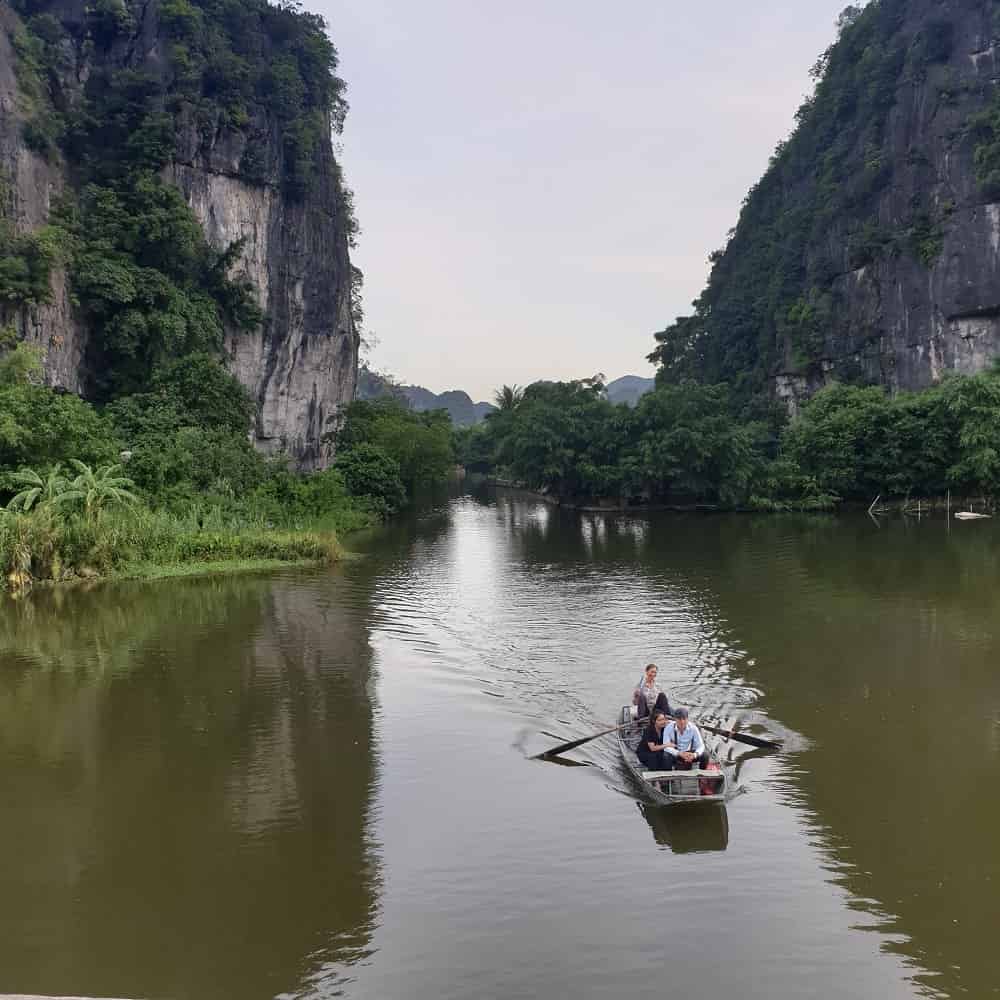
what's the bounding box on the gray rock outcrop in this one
[652,0,1000,406]
[0,4,89,393]
[791,0,1000,399]
[0,0,357,469]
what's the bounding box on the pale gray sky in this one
[323,1,851,402]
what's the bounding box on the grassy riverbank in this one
[0,505,355,593]
[0,344,456,594]
[111,554,349,583]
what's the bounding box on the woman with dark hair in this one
[632,663,671,719]
[636,710,670,771]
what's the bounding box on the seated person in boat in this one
[636,710,670,770]
[632,663,671,719]
[662,707,709,771]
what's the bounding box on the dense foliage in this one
[0,220,64,307]
[648,0,956,398]
[333,398,455,513]
[0,346,455,590]
[11,0,348,191]
[463,369,1000,510]
[969,87,1000,201]
[3,0,356,397]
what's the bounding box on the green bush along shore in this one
[456,365,1000,511]
[0,344,455,592]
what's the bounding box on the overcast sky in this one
[321,1,852,402]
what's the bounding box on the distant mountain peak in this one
[605,375,655,407]
[356,368,497,426]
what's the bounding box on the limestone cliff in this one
[651,0,1000,410]
[0,0,357,469]
[0,5,88,392]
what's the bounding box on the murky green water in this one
[1,487,998,999]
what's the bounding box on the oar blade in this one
[532,722,623,759]
[703,723,782,750]
[729,732,782,750]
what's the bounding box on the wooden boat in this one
[955,511,992,520]
[616,706,728,805]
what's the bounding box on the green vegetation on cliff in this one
[647,0,971,397]
[3,0,357,395]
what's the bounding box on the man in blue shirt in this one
[662,707,709,771]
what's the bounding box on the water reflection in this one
[637,802,729,854]
[467,490,998,995]
[0,571,380,1000]
[344,493,923,1000]
[4,491,996,999]
[612,512,1000,998]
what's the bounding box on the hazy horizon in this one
[324,1,853,401]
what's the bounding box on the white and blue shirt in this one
[663,721,704,758]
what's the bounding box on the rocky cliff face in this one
[0,4,89,392]
[0,0,357,469]
[652,0,1000,410]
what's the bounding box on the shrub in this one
[335,444,406,514]
[0,349,121,471]
[0,223,63,306]
[149,353,254,434]
[335,398,454,488]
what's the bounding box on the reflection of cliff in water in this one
[0,570,380,999]
[637,802,729,854]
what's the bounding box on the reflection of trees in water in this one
[629,514,1000,998]
[638,802,729,854]
[493,498,652,567]
[0,570,380,999]
[468,496,999,995]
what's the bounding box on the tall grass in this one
[0,506,344,592]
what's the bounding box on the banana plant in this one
[55,461,140,520]
[5,465,71,513]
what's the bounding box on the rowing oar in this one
[533,713,782,759]
[697,719,782,751]
[531,719,635,759]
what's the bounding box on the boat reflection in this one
[638,801,729,853]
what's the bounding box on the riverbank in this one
[0,507,363,596]
[486,479,996,516]
[487,480,809,513]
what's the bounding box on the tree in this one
[335,443,406,514]
[57,461,140,520]
[0,347,121,470]
[493,384,524,412]
[491,379,626,498]
[941,370,1000,492]
[627,382,765,505]
[335,398,454,488]
[149,353,254,434]
[5,464,71,513]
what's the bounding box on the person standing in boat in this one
[662,707,708,771]
[632,663,671,719]
[636,710,671,771]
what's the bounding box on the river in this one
[1,485,998,999]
